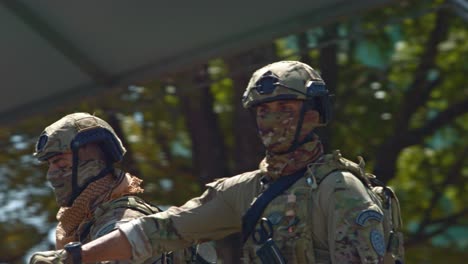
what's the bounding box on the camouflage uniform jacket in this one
[120,152,389,263]
[79,195,163,264]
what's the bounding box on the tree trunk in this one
[176,64,230,186]
[175,64,241,261]
[374,8,450,183]
[226,43,278,174]
[317,24,339,151]
[105,111,142,176]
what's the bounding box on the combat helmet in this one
[34,113,126,206]
[242,60,331,124]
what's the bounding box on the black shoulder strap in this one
[241,168,306,243]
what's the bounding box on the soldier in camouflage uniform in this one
[30,61,404,264]
[29,113,170,263]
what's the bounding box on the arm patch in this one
[370,229,386,256]
[356,209,383,226]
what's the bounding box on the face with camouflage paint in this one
[46,152,73,206]
[256,99,320,153]
[46,148,108,206]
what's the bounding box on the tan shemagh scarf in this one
[259,135,324,180]
[55,169,144,249]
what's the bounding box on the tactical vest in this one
[243,150,404,264]
[313,150,405,263]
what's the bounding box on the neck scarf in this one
[259,135,324,180]
[55,169,144,249]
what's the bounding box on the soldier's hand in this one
[29,249,70,264]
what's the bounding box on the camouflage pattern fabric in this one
[256,103,321,152]
[47,160,108,206]
[242,61,324,108]
[119,151,395,264]
[34,113,126,162]
[118,60,402,263]
[313,151,404,263]
[29,249,70,264]
[82,196,162,264]
[256,110,298,153]
[34,172,191,264]
[255,97,324,179]
[55,172,117,249]
[29,196,163,264]
[258,135,323,179]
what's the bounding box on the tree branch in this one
[408,98,468,144]
[446,147,468,185]
[407,208,468,246]
[414,148,468,235]
[431,208,468,226]
[395,7,450,130]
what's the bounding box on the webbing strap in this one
[241,168,306,243]
[111,196,162,215]
[79,196,160,241]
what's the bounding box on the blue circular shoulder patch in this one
[356,209,383,226]
[370,229,385,257]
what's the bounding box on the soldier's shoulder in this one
[90,196,153,239]
[319,171,377,214]
[95,196,157,218]
[205,170,262,211]
[206,169,261,190]
[319,170,365,190]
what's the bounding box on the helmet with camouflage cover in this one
[242,60,331,124]
[34,112,126,162]
[34,113,126,206]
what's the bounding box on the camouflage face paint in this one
[47,166,73,206]
[47,159,107,206]
[256,111,299,153]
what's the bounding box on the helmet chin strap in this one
[67,147,114,207]
[267,100,317,156]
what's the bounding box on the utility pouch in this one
[256,239,287,264]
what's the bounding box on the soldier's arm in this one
[80,177,243,262]
[82,229,132,262]
[77,173,255,263]
[89,207,163,264]
[321,171,385,264]
[120,183,241,259]
[28,223,133,264]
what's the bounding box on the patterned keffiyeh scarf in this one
[55,169,144,249]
